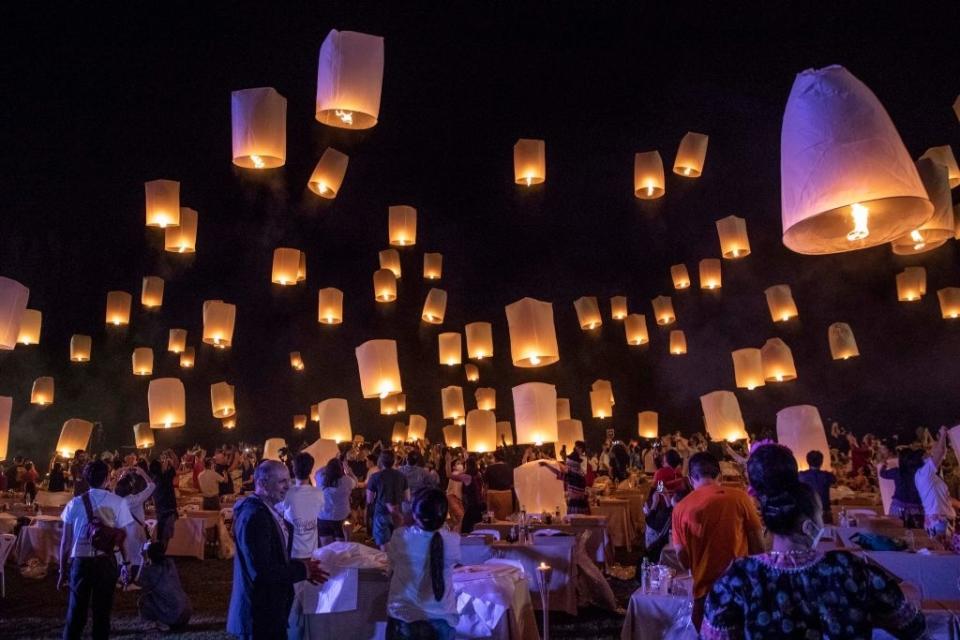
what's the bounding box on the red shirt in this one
[653,466,679,485]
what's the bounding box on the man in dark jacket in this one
[227,460,326,639]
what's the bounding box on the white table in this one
[14,518,62,565]
[862,551,960,600]
[593,498,633,550]
[163,515,206,560]
[620,581,697,640]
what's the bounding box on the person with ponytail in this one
[385,488,460,640]
[702,444,925,640]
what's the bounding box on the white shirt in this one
[386,525,461,626]
[915,457,956,519]
[197,468,225,498]
[281,484,325,559]
[61,488,134,558]
[318,475,357,521]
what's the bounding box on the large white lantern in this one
[421,288,447,324]
[105,291,132,327]
[475,387,496,411]
[591,379,615,406]
[505,297,559,367]
[263,438,287,462]
[556,398,571,421]
[16,309,41,346]
[407,415,427,442]
[31,377,54,405]
[355,339,402,398]
[132,347,154,376]
[716,215,751,258]
[144,179,180,228]
[141,276,165,308]
[937,288,960,319]
[318,288,344,324]
[70,335,92,362]
[670,265,691,290]
[168,329,187,354]
[57,419,94,457]
[443,424,463,448]
[573,296,602,330]
[317,398,352,444]
[378,249,402,279]
[308,147,349,198]
[896,267,926,302]
[669,330,687,355]
[651,295,676,325]
[210,382,236,418]
[920,145,960,189]
[202,300,236,348]
[638,411,659,439]
[134,422,155,449]
[271,248,306,286]
[590,390,612,419]
[673,132,708,177]
[165,207,198,254]
[373,269,398,302]
[466,409,497,453]
[699,259,722,290]
[441,386,465,420]
[514,138,545,186]
[231,87,286,169]
[315,30,384,129]
[764,285,799,322]
[761,338,797,382]
[380,395,399,416]
[625,313,649,345]
[556,419,584,458]
[148,378,186,429]
[700,391,748,442]
[776,405,832,471]
[464,363,479,382]
[179,347,195,369]
[388,205,417,247]
[438,332,462,366]
[634,151,665,199]
[610,296,628,320]
[514,461,566,518]
[891,158,955,255]
[423,253,443,280]
[731,348,765,390]
[465,322,493,360]
[828,322,859,360]
[0,277,29,350]
[512,382,558,445]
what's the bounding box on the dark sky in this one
[2,2,959,461]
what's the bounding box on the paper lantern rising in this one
[466,410,497,453]
[634,151,665,199]
[505,297,559,367]
[764,285,799,322]
[670,265,691,290]
[202,300,236,348]
[318,288,344,324]
[590,390,612,419]
[828,322,859,360]
[148,378,186,429]
[377,250,401,280]
[592,379,615,406]
[441,386,465,420]
[466,322,493,360]
[716,215,751,258]
[165,207,198,254]
[407,415,427,442]
[0,277,29,350]
[141,276,164,308]
[168,329,187,354]
[70,335,92,362]
[513,382,558,445]
[780,65,932,254]
[699,259,722,290]
[105,291,132,326]
[761,338,797,382]
[423,253,442,280]
[421,288,447,324]
[388,205,417,246]
[651,296,676,325]
[443,424,463,448]
[638,411,659,439]
[132,347,154,376]
[514,138,545,186]
[308,147,348,197]
[776,405,832,471]
[573,296,602,330]
[373,269,397,302]
[144,179,180,228]
[896,267,926,302]
[222,417,236,429]
[231,87,286,168]
[700,390,748,442]
[465,363,479,382]
[210,382,236,418]
[290,351,305,371]
[355,339,402,398]
[16,309,41,345]
[310,403,320,422]
[496,421,514,446]
[397,393,407,412]
[31,377,54,405]
[57,419,93,457]
[556,419,584,458]
[134,422,154,449]
[0,396,10,460]
[938,288,960,319]
[673,132,708,177]
[892,158,955,255]
[263,438,286,461]
[179,347,195,369]
[610,296,628,320]
[380,395,399,415]
[438,332,462,366]
[475,387,496,411]
[625,313,649,345]
[272,248,306,285]
[556,398,571,422]
[293,415,307,431]
[920,145,960,189]
[315,29,384,129]
[669,330,687,355]
[732,348,765,390]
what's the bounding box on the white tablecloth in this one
[620,585,696,640]
[164,515,206,560]
[863,551,960,600]
[14,524,61,565]
[34,491,72,508]
[593,499,633,550]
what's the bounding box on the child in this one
[137,542,192,631]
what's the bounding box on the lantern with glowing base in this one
[828,323,859,360]
[293,415,308,431]
[222,416,236,429]
[700,391,748,442]
[388,206,417,247]
[938,288,960,319]
[443,424,463,448]
[373,269,397,302]
[210,382,236,418]
[0,277,29,350]
[699,259,722,290]
[232,87,286,168]
[556,419,584,459]
[308,147,348,197]
[421,289,447,324]
[141,276,164,308]
[671,265,690,290]
[591,379,615,407]
[438,333,462,366]
[355,339,402,398]
[318,288,344,324]
[590,390,612,420]
[716,216,751,258]
[132,348,154,376]
[776,405,832,471]
[179,347,195,368]
[202,300,236,348]
[57,419,94,457]
[134,423,154,449]
[441,386,465,421]
[497,421,514,446]
[391,422,408,444]
[625,314,649,345]
[556,398,571,422]
[70,335,92,362]
[465,364,479,382]
[610,296,628,320]
[31,377,54,405]
[514,139,545,186]
[466,322,493,360]
[638,412,658,439]
[765,285,799,322]
[892,158,955,255]
[144,180,180,228]
[574,297,602,330]
[310,404,320,422]
[674,132,708,177]
[315,29,384,129]
[920,145,960,189]
[466,410,497,453]
[512,382,558,445]
[423,253,442,280]
[168,329,187,354]
[505,298,559,367]
[634,151,665,199]
[263,438,287,462]
[148,378,186,429]
[17,309,41,345]
[272,249,306,285]
[380,395,399,415]
[475,387,496,411]
[105,291,132,327]
[670,331,687,355]
[378,249,401,279]
[165,207,198,253]
[409,416,430,441]
[651,296,676,325]
[761,338,797,382]
[896,268,926,302]
[732,348,765,390]
[514,460,566,519]
[290,352,305,371]
[315,399,351,444]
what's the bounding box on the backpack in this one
[82,491,127,554]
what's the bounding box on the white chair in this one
[0,533,16,597]
[469,529,501,541]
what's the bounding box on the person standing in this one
[197,458,226,511]
[114,466,155,580]
[449,457,485,533]
[798,450,836,524]
[366,451,409,549]
[914,426,957,541]
[280,452,325,558]
[539,453,590,515]
[316,456,358,546]
[151,450,179,548]
[69,451,88,496]
[483,449,514,521]
[22,461,39,504]
[49,462,67,492]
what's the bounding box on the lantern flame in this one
[909,230,925,251]
[528,354,541,365]
[846,203,870,242]
[250,155,265,169]
[335,110,354,125]
[682,167,691,176]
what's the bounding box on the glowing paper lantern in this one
[0,277,28,350]
[272,248,306,285]
[625,313,649,345]
[105,291,132,326]
[380,395,399,415]
[673,132,708,177]
[634,151,665,199]
[556,419,584,458]
[512,382,558,445]
[374,252,401,283]
[70,335,92,362]
[16,309,41,345]
[396,394,407,412]
[355,339,402,398]
[407,414,427,442]
[443,424,463,448]
[938,287,960,319]
[699,259,722,290]
[315,29,384,129]
[290,351,305,371]
[438,332,462,366]
[441,386,465,420]
[514,138,545,186]
[556,398,571,421]
[0,396,10,460]
[610,296,628,320]
[141,276,164,308]
[57,419,93,457]
[780,65,932,254]
[828,322,859,360]
[308,147,348,197]
[514,460,566,518]
[134,423,154,449]
[896,267,926,302]
[497,421,514,446]
[465,363,479,382]
[388,205,417,247]
[592,379,615,406]
[132,347,154,376]
[263,438,287,462]
[421,288,447,324]
[574,296,602,330]
[475,387,496,411]
[210,382,236,418]
[293,415,308,431]
[669,330,687,355]
[165,207,198,254]
[892,158,955,255]
[318,288,344,324]
[391,421,408,443]
[466,410,497,453]
[638,411,658,438]
[179,347,195,368]
[31,377,54,405]
[373,269,397,302]
[651,296,676,325]
[168,329,187,354]
[222,416,236,429]
[202,300,236,348]
[505,297,559,367]
[716,215,751,258]
[764,285,799,322]
[144,179,180,228]
[670,265,691,290]
[315,399,351,444]
[231,87,286,168]
[761,338,797,382]
[776,405,832,471]
[731,348,765,390]
[423,253,442,280]
[148,378,186,429]
[920,145,960,189]
[590,390,612,419]
[466,322,493,360]
[310,403,320,422]
[700,390,748,442]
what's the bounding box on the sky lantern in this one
[133,422,154,449]
[421,288,447,324]
[651,295,676,325]
[625,313,649,345]
[464,363,479,382]
[105,291,132,326]
[165,207,198,254]
[443,424,462,448]
[892,158,955,255]
[373,269,397,302]
[355,339,402,398]
[776,405,832,471]
[310,403,320,422]
[438,332,462,366]
[673,132,708,177]
[132,347,154,376]
[141,276,164,308]
[316,398,352,443]
[505,297,559,367]
[423,253,442,280]
[57,419,94,457]
[716,215,751,258]
[378,249,402,279]
[318,287,344,324]
[512,382,558,445]
[573,296,602,330]
[388,205,417,246]
[699,259,722,290]
[179,346,195,368]
[144,179,180,228]
[496,421,514,446]
[308,147,348,197]
[896,267,926,302]
[465,322,493,360]
[592,379,615,406]
[590,389,612,419]
[670,265,691,290]
[513,138,545,186]
[408,414,428,441]
[556,419,584,458]
[700,390,748,442]
[0,277,28,350]
[780,65,932,254]
[0,396,10,460]
[31,377,54,405]
[610,296,628,320]
[669,330,687,355]
[475,387,496,411]
[761,338,797,382]
[638,411,659,439]
[731,348,765,390]
[202,300,236,348]
[289,351,305,371]
[210,382,236,418]
[441,386,465,420]
[466,409,497,453]
[70,335,92,362]
[293,415,307,431]
[396,394,407,413]
[231,87,286,168]
[938,287,960,319]
[16,309,41,345]
[272,248,306,285]
[315,29,384,129]
[556,398,571,421]
[828,322,859,360]
[380,395,399,415]
[148,378,186,429]
[920,145,960,189]
[263,438,286,461]
[168,329,187,354]
[633,151,665,199]
[764,285,799,322]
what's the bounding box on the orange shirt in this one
[671,482,761,599]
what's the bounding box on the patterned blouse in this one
[702,550,925,640]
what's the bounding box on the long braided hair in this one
[412,488,449,601]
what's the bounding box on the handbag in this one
[82,492,127,554]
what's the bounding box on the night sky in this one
[2,2,959,462]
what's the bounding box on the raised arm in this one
[930,426,948,468]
